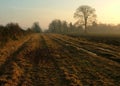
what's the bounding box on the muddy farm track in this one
[0,34,120,86]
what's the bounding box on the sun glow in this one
[0,0,120,29]
[97,0,120,24]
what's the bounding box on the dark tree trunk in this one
[84,18,87,33]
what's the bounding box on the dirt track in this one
[0,33,120,86]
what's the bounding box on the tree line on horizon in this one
[46,5,96,34]
[0,22,42,47]
[0,4,120,41]
[45,19,120,35]
[46,5,120,36]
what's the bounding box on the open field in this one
[68,34,120,46]
[0,33,120,86]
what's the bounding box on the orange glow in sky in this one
[0,0,120,29]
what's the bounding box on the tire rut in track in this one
[0,34,119,86]
[0,35,32,67]
[47,34,120,86]
[0,34,41,86]
[17,34,42,86]
[43,34,83,86]
[0,34,66,86]
[28,34,65,86]
[0,36,33,86]
[54,34,120,63]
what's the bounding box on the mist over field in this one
[0,0,120,86]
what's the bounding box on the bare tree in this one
[74,5,96,33]
[48,19,62,33]
[32,22,42,33]
[48,19,68,33]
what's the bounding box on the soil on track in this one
[0,33,120,86]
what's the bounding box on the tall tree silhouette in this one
[74,5,96,33]
[32,22,42,33]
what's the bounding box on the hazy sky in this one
[0,0,120,29]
